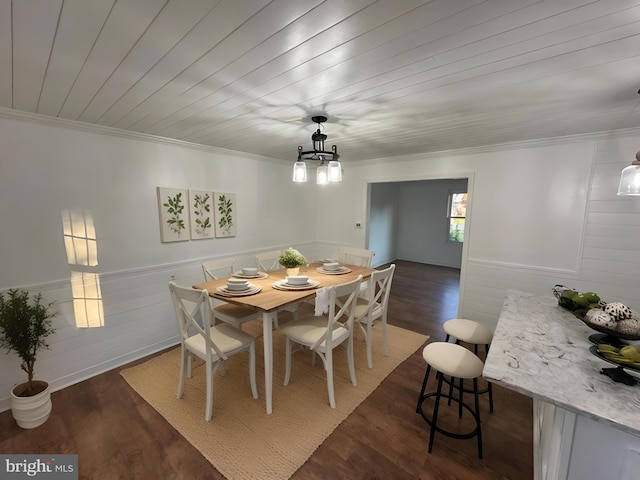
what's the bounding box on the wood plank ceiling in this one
[2,0,640,162]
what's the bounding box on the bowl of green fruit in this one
[592,344,640,372]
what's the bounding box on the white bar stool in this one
[416,342,485,458]
[443,318,494,412]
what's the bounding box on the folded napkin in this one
[315,287,330,316]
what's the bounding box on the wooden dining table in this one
[193,262,375,414]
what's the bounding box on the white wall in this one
[1,111,639,413]
[0,114,321,411]
[318,138,639,329]
[394,178,468,268]
[368,182,397,266]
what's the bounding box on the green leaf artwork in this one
[215,193,236,237]
[158,187,189,242]
[164,192,185,235]
[192,192,212,236]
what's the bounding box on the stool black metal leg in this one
[416,364,431,413]
[428,372,445,453]
[444,333,450,342]
[447,373,455,406]
[488,381,494,412]
[458,378,464,418]
[485,343,494,412]
[473,377,483,459]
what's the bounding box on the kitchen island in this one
[483,290,640,480]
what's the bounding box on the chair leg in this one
[381,315,388,357]
[458,378,464,419]
[347,331,358,386]
[284,337,292,386]
[205,360,214,421]
[488,381,494,412]
[366,322,373,369]
[249,341,258,399]
[474,377,483,459]
[416,364,431,413]
[447,374,455,406]
[177,347,187,399]
[485,343,494,412]
[326,349,336,408]
[428,372,445,453]
[187,352,193,379]
[272,312,279,329]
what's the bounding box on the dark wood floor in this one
[0,260,533,479]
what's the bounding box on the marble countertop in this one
[483,290,640,437]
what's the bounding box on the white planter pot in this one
[11,380,52,429]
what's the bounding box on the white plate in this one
[232,271,269,279]
[215,284,262,297]
[272,279,320,291]
[316,266,352,275]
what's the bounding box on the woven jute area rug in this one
[121,318,428,480]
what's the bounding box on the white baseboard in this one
[0,338,178,414]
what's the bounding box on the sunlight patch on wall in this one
[71,272,104,328]
[62,209,104,328]
[62,209,98,266]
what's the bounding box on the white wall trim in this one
[1,241,318,292]
[467,258,579,277]
[0,107,287,164]
[0,338,179,413]
[357,127,640,165]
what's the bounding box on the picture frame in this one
[157,187,189,243]
[189,189,214,240]
[214,192,236,238]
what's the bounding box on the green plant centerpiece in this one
[279,248,307,275]
[0,289,57,428]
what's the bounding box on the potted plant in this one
[0,289,57,429]
[278,248,308,276]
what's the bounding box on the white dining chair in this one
[335,246,374,298]
[201,258,263,329]
[169,282,258,421]
[336,246,374,267]
[281,275,363,409]
[255,250,283,272]
[353,264,396,369]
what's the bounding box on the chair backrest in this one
[360,264,396,319]
[202,258,236,281]
[312,275,362,351]
[169,282,226,360]
[255,250,282,271]
[336,246,374,267]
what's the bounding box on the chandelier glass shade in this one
[617,151,640,196]
[293,116,342,184]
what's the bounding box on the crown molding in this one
[3,106,639,167]
[360,127,640,165]
[0,107,286,164]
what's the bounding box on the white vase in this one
[11,380,52,429]
[286,267,300,276]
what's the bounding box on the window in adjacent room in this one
[447,192,467,243]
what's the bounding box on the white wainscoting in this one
[459,135,640,331]
[0,244,320,413]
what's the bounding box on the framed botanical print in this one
[214,192,236,238]
[157,187,189,243]
[189,189,214,240]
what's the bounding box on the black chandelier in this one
[293,116,342,184]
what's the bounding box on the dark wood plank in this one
[0,260,533,479]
